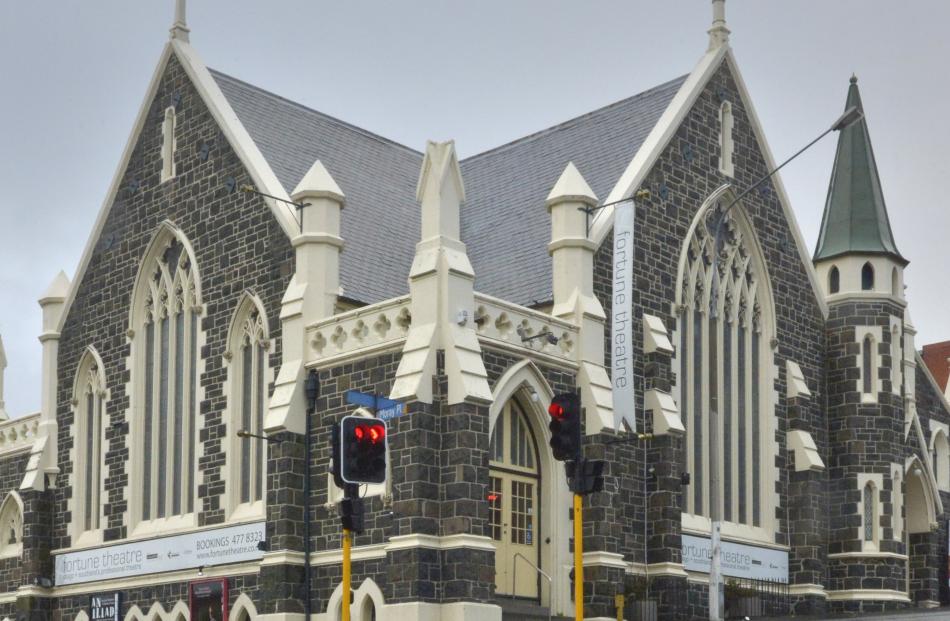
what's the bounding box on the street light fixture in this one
[705,105,863,621]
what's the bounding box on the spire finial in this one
[170,0,190,42]
[708,0,731,50]
[850,74,858,84]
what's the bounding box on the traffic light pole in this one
[574,491,583,621]
[573,395,584,621]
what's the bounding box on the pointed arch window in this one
[862,482,877,544]
[161,107,177,183]
[933,430,949,491]
[0,493,22,559]
[132,227,201,525]
[861,262,874,291]
[228,294,270,515]
[828,266,840,294]
[73,349,106,539]
[891,267,899,296]
[862,335,875,396]
[676,198,774,533]
[719,102,735,177]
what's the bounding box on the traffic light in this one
[548,393,581,461]
[566,458,605,495]
[340,416,388,485]
[340,496,365,533]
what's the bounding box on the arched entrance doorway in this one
[490,399,541,599]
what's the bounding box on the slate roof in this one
[212,70,686,306]
[814,77,906,264]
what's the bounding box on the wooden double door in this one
[489,401,541,599]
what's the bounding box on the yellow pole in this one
[342,528,352,621]
[574,493,583,621]
[615,593,624,621]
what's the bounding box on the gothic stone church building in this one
[1,2,949,620]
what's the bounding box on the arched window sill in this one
[682,513,781,549]
[229,501,264,523]
[130,513,197,539]
[73,529,103,549]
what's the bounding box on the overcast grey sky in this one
[1,1,948,417]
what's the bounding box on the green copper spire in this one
[814,76,906,264]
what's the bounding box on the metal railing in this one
[724,577,790,619]
[511,552,552,621]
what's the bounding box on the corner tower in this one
[814,76,907,301]
[816,78,918,613]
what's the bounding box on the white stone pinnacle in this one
[708,0,730,50]
[291,160,345,204]
[546,162,597,207]
[40,271,70,303]
[170,0,190,42]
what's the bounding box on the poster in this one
[611,199,636,431]
[55,521,264,586]
[190,579,228,621]
[89,592,121,621]
[682,534,788,582]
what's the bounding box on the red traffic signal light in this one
[340,415,388,485]
[548,393,581,462]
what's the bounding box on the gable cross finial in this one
[708,0,730,50]
[170,0,190,42]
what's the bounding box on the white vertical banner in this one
[611,200,635,431]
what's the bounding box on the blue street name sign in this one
[345,390,405,421]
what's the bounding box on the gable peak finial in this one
[170,0,190,42]
[708,0,730,50]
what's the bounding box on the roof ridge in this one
[460,75,688,164]
[208,68,423,157]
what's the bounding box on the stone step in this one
[497,598,572,621]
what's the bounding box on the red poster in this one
[189,579,229,621]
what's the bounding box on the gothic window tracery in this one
[136,234,200,522]
[0,493,22,558]
[678,200,772,530]
[229,296,269,510]
[74,350,105,536]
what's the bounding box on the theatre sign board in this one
[55,522,265,586]
[682,534,788,582]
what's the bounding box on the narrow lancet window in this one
[829,266,840,294]
[161,106,177,182]
[862,335,874,395]
[719,102,735,177]
[861,262,874,291]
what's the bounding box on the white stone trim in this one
[124,221,205,536]
[317,577,387,621]
[68,346,108,547]
[487,359,572,615]
[229,593,258,621]
[643,314,674,355]
[645,389,684,436]
[0,492,22,559]
[787,430,824,472]
[929,420,950,491]
[785,360,811,399]
[582,550,627,569]
[259,550,305,566]
[825,589,910,602]
[681,518,785,550]
[891,462,904,543]
[889,316,903,395]
[827,551,907,561]
[601,47,828,319]
[718,101,735,177]
[223,291,272,521]
[857,473,883,551]
[311,543,387,565]
[787,583,827,598]
[855,326,883,403]
[384,533,497,552]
